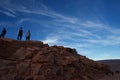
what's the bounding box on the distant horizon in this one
[0,0,120,60]
[96,58,120,61]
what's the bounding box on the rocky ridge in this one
[0,38,111,80]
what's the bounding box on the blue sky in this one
[0,0,120,60]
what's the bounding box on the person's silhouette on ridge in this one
[17,27,23,40]
[26,30,31,40]
[0,27,7,38]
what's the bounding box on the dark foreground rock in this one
[0,38,111,80]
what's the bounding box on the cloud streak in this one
[0,0,78,24]
[0,10,16,17]
[42,19,120,58]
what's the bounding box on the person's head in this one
[20,27,22,29]
[3,27,6,29]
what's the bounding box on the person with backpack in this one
[26,30,31,40]
[17,27,23,40]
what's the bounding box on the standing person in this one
[0,27,7,38]
[17,27,23,40]
[26,30,31,40]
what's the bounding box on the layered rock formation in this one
[0,38,111,80]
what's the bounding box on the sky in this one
[0,0,120,60]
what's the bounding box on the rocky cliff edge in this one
[0,38,111,80]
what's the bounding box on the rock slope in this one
[0,38,111,80]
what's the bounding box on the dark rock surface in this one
[0,38,111,80]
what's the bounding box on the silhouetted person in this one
[17,27,23,40]
[26,30,31,40]
[0,27,7,38]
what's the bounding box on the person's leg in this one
[29,37,30,40]
[17,35,19,40]
[26,37,28,40]
[26,36,29,40]
[20,35,22,40]
[2,33,5,38]
[1,33,3,38]
[0,34,1,38]
[27,36,30,40]
[28,37,30,40]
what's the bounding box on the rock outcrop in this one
[0,38,111,80]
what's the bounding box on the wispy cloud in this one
[93,54,112,60]
[87,35,120,45]
[0,10,16,17]
[43,36,59,45]
[42,19,120,57]
[2,6,16,14]
[17,18,40,24]
[81,20,108,28]
[0,0,78,24]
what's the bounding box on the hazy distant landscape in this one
[98,59,120,71]
[98,59,120,80]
